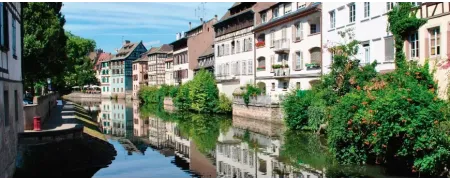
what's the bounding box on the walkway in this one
[24,100,79,132]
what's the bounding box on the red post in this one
[33,116,41,131]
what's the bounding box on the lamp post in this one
[47,78,52,94]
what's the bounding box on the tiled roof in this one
[150,44,172,54]
[215,8,253,26]
[133,50,151,63]
[253,2,321,32]
[110,41,142,60]
[88,52,98,62]
[94,53,112,70]
[198,46,214,59]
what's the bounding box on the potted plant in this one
[272,64,282,69]
[256,41,266,48]
[283,64,289,68]
[305,62,320,70]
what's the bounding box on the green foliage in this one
[23,2,67,92]
[241,84,262,106]
[138,85,178,107]
[169,86,179,98]
[216,93,232,114]
[174,81,192,111]
[188,69,219,113]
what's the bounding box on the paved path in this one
[24,101,79,132]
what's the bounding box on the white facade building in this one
[322,2,395,74]
[0,2,23,178]
[254,2,322,98]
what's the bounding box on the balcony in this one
[273,39,290,53]
[273,68,290,79]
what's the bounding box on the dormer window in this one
[284,3,292,14]
[273,7,279,18]
[261,12,267,23]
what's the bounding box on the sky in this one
[61,2,233,53]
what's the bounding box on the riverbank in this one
[14,100,116,177]
[62,92,102,99]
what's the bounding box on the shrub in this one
[174,81,192,111]
[242,84,262,105]
[216,93,232,114]
[169,86,179,98]
[188,69,219,113]
[138,86,159,104]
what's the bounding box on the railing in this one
[273,39,290,52]
[274,68,290,77]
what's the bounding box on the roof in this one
[88,52,98,61]
[149,44,172,54]
[169,37,187,45]
[230,2,241,9]
[94,53,112,70]
[133,51,151,63]
[214,8,254,27]
[110,41,143,61]
[198,46,214,59]
[253,2,321,32]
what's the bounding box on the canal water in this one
[22,98,401,178]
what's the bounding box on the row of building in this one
[94,2,450,100]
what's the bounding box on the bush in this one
[216,93,232,114]
[169,86,179,98]
[242,84,262,105]
[174,81,192,111]
[188,69,219,113]
[138,85,178,106]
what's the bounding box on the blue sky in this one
[61,2,233,53]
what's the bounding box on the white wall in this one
[322,2,395,74]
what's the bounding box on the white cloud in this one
[143,40,161,47]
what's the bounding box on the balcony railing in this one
[273,39,290,53]
[274,68,290,78]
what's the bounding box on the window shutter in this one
[270,55,274,72]
[300,22,303,40]
[300,51,304,69]
[292,52,296,70]
[292,24,296,42]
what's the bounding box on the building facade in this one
[170,36,190,85]
[164,51,175,85]
[322,2,396,75]
[98,53,112,97]
[109,41,147,99]
[253,2,322,99]
[148,44,172,86]
[186,17,217,77]
[213,2,275,98]
[405,2,450,99]
[194,44,215,74]
[0,2,23,178]
[132,53,149,99]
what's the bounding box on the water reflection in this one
[64,98,390,178]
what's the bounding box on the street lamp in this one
[47,78,52,92]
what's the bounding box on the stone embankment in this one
[23,92,59,130]
[62,92,102,99]
[15,101,117,177]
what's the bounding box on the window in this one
[386,2,395,11]
[257,57,266,71]
[310,47,321,65]
[296,82,301,89]
[270,31,275,47]
[261,12,267,23]
[236,41,240,53]
[242,61,246,75]
[14,90,18,121]
[310,24,317,34]
[411,2,422,7]
[12,19,16,57]
[295,51,303,70]
[284,3,292,14]
[4,90,9,126]
[385,36,394,61]
[295,22,303,40]
[271,83,275,91]
[248,60,253,75]
[330,11,335,28]
[283,82,288,90]
[363,43,370,64]
[273,7,279,18]
[429,27,440,56]
[409,31,419,58]
[349,3,356,23]
[364,2,370,18]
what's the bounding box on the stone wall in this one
[0,81,24,178]
[62,92,102,99]
[23,93,59,130]
[232,95,283,124]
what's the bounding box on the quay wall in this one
[23,93,59,130]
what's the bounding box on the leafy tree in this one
[188,69,219,113]
[23,2,67,94]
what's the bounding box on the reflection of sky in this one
[93,140,193,178]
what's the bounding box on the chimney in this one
[189,22,192,29]
[214,14,218,20]
[124,40,130,45]
[200,18,203,24]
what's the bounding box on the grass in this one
[72,103,106,141]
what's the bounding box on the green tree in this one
[23,2,67,94]
[188,69,219,113]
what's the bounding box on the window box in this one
[272,64,283,69]
[257,66,265,71]
[305,63,320,70]
[256,41,265,48]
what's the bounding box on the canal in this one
[17,98,401,178]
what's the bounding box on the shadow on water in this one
[16,98,417,178]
